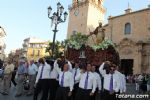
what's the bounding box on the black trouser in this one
[72,83,79,100]
[33,79,50,100]
[11,71,17,86]
[102,89,119,100]
[49,79,59,100]
[75,88,92,100]
[55,87,71,100]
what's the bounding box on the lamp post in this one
[48,2,68,59]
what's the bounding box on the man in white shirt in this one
[55,62,74,100]
[91,65,101,100]
[47,59,59,100]
[72,62,80,100]
[114,69,126,93]
[27,60,38,95]
[120,73,126,93]
[54,55,72,72]
[99,62,121,100]
[138,74,143,82]
[137,74,144,93]
[75,63,97,100]
[33,58,51,100]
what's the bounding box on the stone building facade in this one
[67,0,150,74]
[105,6,150,74]
[0,26,6,61]
[22,37,49,61]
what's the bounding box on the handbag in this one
[23,79,30,90]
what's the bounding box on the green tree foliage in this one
[45,41,65,59]
[66,32,88,50]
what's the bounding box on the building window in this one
[124,23,131,35]
[37,50,40,56]
[32,50,35,56]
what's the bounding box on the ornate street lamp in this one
[48,2,68,59]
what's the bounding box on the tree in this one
[46,41,65,59]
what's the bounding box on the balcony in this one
[22,48,28,52]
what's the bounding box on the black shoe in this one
[15,94,22,97]
[1,92,8,95]
[26,93,33,96]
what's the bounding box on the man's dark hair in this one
[103,63,111,74]
[38,58,45,65]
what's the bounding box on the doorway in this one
[120,59,133,76]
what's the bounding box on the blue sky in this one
[0,0,150,54]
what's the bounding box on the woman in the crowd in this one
[2,60,14,95]
[33,58,51,100]
[55,62,74,100]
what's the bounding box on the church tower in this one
[67,0,106,38]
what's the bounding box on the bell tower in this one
[67,0,106,38]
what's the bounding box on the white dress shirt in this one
[35,63,51,83]
[138,75,143,81]
[93,72,101,91]
[28,64,38,75]
[58,71,74,91]
[115,70,126,93]
[120,73,126,93]
[121,74,126,93]
[99,63,121,92]
[72,67,81,84]
[76,71,97,93]
[50,68,59,79]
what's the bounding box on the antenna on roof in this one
[128,2,130,9]
[125,2,132,14]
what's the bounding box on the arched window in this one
[124,23,131,35]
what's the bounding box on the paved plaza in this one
[1,82,149,100]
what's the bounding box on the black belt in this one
[18,74,24,75]
[59,86,70,89]
[103,89,118,94]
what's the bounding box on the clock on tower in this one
[67,0,106,38]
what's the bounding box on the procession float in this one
[65,23,120,66]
